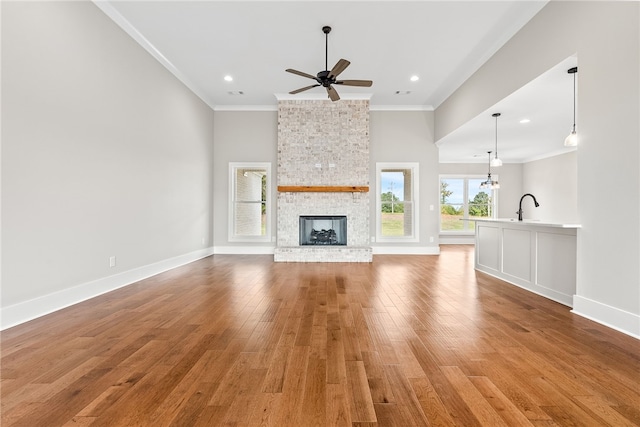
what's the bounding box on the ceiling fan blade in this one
[289,84,320,95]
[286,68,317,80]
[328,59,350,79]
[335,80,373,87]
[326,85,340,102]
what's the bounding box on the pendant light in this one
[490,112,502,166]
[565,66,578,146]
[480,151,500,190]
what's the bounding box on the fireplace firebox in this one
[299,216,347,246]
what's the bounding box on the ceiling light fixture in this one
[565,66,578,146]
[520,118,530,124]
[490,113,502,167]
[410,75,419,82]
[480,151,500,190]
[224,75,233,82]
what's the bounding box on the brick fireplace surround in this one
[274,99,372,262]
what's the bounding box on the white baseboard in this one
[1,247,214,331]
[439,236,476,245]
[572,295,640,339]
[372,246,440,255]
[477,267,574,308]
[213,245,441,256]
[213,246,275,255]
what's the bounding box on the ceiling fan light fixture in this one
[565,66,578,146]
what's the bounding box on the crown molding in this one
[274,93,372,101]
[213,105,278,111]
[213,102,435,111]
[92,1,217,110]
[370,105,434,111]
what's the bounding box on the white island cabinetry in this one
[474,219,580,307]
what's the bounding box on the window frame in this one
[376,162,419,243]
[439,174,498,234]
[228,162,271,242]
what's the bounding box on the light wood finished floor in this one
[2,245,639,426]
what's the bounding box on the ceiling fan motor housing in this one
[317,70,331,86]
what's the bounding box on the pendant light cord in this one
[487,151,491,176]
[491,112,501,163]
[495,115,499,157]
[572,72,576,132]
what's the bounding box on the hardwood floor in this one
[2,245,639,426]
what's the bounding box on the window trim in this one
[228,162,271,242]
[376,162,419,243]
[439,174,498,235]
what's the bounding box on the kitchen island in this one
[473,218,580,307]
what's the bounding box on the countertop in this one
[472,218,581,229]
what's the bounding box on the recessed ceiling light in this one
[224,75,233,82]
[395,90,411,95]
[228,91,244,95]
[520,118,531,123]
[410,75,419,82]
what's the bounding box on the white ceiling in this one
[437,55,578,163]
[97,1,576,163]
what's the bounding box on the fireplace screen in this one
[299,216,347,246]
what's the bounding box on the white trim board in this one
[372,246,440,255]
[572,295,640,339]
[1,247,214,331]
[213,245,441,256]
[213,246,276,255]
[439,236,476,245]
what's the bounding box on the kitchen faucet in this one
[517,193,539,221]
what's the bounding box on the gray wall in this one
[523,152,578,223]
[2,2,215,310]
[212,110,278,249]
[435,1,639,335]
[370,111,440,250]
[212,109,440,252]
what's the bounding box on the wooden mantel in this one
[277,185,369,193]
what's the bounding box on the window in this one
[440,176,497,232]
[377,163,419,241]
[229,162,271,242]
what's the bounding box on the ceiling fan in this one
[286,26,373,102]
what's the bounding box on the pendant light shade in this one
[480,151,499,190]
[565,67,578,147]
[564,130,577,147]
[490,112,502,166]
